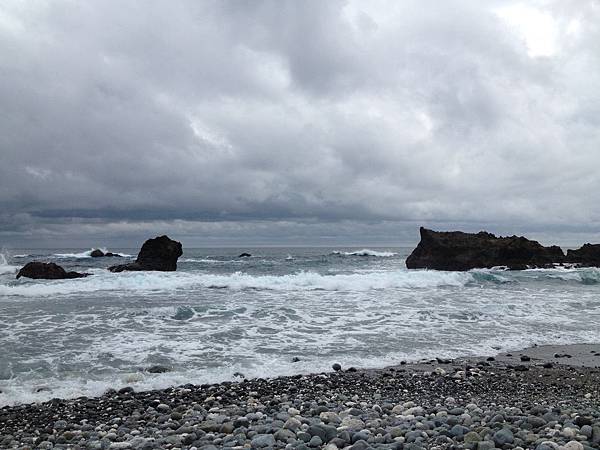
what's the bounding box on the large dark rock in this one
[566,243,600,267]
[405,227,564,271]
[16,262,89,280]
[108,235,182,272]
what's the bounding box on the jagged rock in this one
[108,235,182,272]
[238,252,252,258]
[406,227,564,271]
[16,262,89,280]
[566,243,600,267]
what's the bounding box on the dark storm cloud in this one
[1,0,600,246]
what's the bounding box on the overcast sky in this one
[1,1,599,248]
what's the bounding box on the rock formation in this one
[90,249,121,257]
[566,244,600,267]
[108,235,182,272]
[16,262,89,280]
[406,227,564,271]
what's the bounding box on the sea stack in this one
[565,244,600,267]
[16,262,90,280]
[406,227,564,271]
[108,235,182,272]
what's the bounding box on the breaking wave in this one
[542,267,600,285]
[331,249,397,257]
[4,265,600,298]
[0,253,19,275]
[2,269,474,297]
[53,249,132,258]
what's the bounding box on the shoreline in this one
[384,343,600,374]
[1,343,599,449]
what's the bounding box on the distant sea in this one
[1,247,599,406]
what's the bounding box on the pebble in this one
[0,357,598,450]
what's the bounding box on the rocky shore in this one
[1,345,599,450]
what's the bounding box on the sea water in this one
[0,247,599,406]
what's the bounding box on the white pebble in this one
[564,441,584,450]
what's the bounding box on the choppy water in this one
[0,247,599,406]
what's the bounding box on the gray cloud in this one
[1,0,600,247]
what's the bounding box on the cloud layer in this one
[1,1,599,246]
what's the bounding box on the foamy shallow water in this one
[0,247,599,406]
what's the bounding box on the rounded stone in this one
[251,434,276,448]
[308,435,323,447]
[493,428,514,446]
[464,431,481,443]
[563,441,584,450]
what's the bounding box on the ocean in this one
[0,247,599,406]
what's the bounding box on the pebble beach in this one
[1,344,599,450]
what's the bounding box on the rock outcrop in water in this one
[108,235,182,272]
[90,249,121,258]
[406,227,565,271]
[566,243,600,267]
[16,262,90,280]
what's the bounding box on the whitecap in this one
[0,253,19,275]
[0,269,475,298]
[331,249,397,257]
[53,249,132,258]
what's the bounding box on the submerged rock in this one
[406,227,564,271]
[16,262,89,280]
[238,252,252,258]
[566,243,600,267]
[172,306,194,320]
[146,365,171,374]
[109,235,182,272]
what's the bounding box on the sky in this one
[1,0,600,248]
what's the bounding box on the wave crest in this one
[54,249,132,258]
[1,269,473,297]
[331,249,397,257]
[0,253,19,275]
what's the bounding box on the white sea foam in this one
[53,249,132,258]
[13,254,31,258]
[2,248,600,407]
[0,269,477,297]
[179,258,222,263]
[0,253,19,275]
[332,249,397,257]
[544,267,600,284]
[2,327,598,407]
